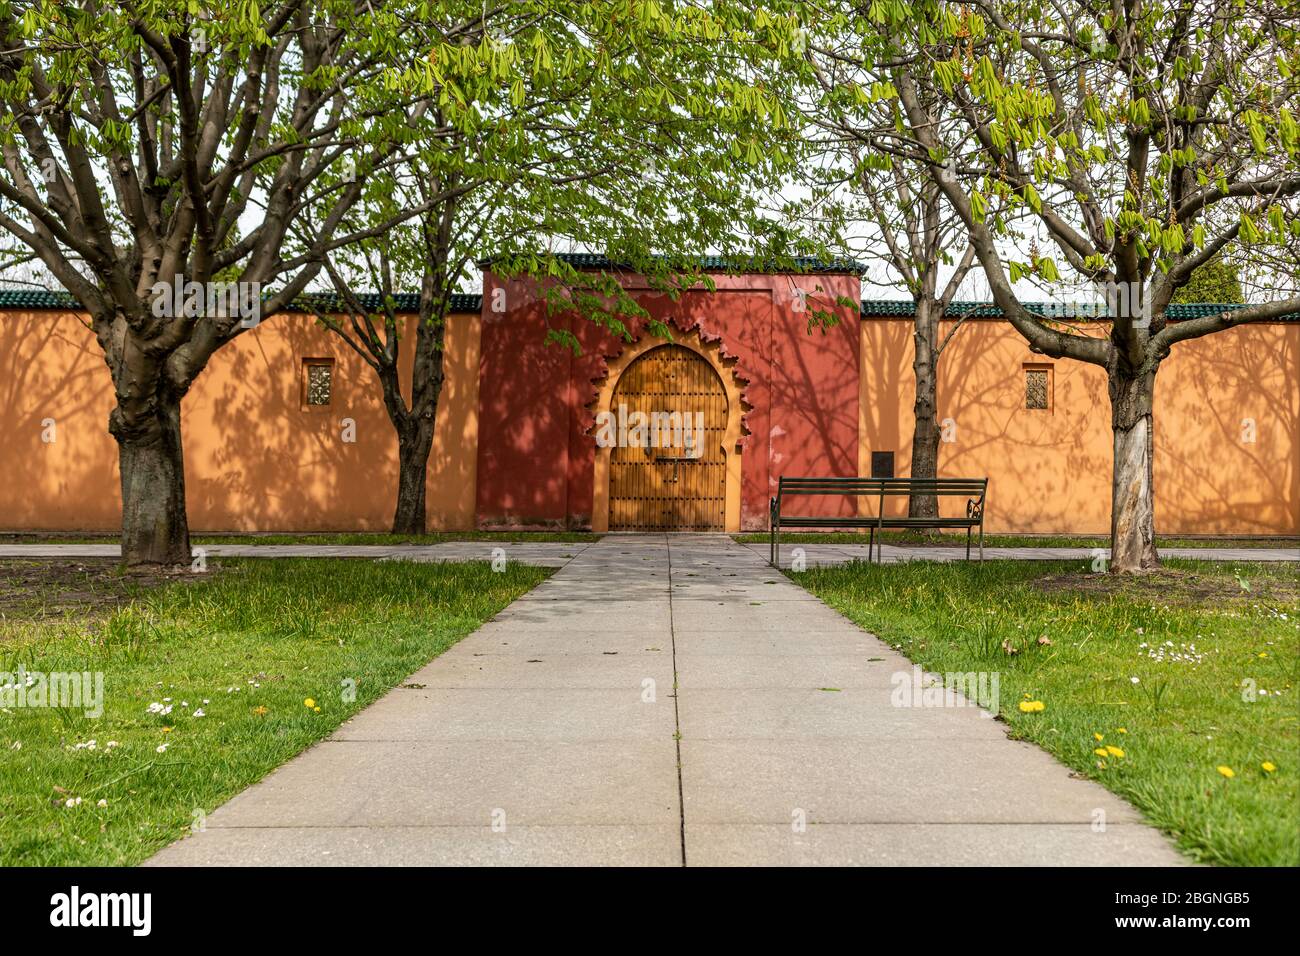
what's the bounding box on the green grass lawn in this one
[0,557,548,866]
[792,559,1299,866]
[0,531,600,546]
[739,531,1299,549]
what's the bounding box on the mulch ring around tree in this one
[1031,565,1299,607]
[0,558,213,625]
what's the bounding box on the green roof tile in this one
[0,290,483,314]
[859,299,1299,321]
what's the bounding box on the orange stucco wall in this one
[0,310,480,532]
[2,307,1296,535]
[860,318,1300,534]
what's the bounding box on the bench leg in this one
[979,522,985,562]
[868,527,874,564]
[966,525,971,561]
[771,524,777,568]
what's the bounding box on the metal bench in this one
[769,476,988,567]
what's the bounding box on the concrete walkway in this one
[755,541,1300,567]
[147,534,1185,867]
[2,540,1295,567]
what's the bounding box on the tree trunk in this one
[1108,367,1159,573]
[111,395,191,567]
[392,420,436,535]
[908,299,940,520]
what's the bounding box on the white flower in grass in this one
[65,797,81,808]
[146,702,173,716]
[1130,676,1140,684]
[192,709,205,718]
[97,799,108,808]
[155,744,169,754]
[105,741,120,749]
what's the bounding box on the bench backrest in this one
[777,476,987,499]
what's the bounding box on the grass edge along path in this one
[791,558,1299,867]
[0,557,549,866]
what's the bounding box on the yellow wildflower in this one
[1093,733,1104,741]
[1117,727,1128,734]
[1094,748,1108,758]
[1262,762,1277,774]
[304,698,316,709]
[1216,765,1235,779]
[1105,745,1125,758]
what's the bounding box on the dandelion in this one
[1094,748,1108,757]
[1117,727,1128,734]
[1018,700,1045,713]
[313,706,321,713]
[1262,762,1277,774]
[1093,732,1104,741]
[1216,765,1235,779]
[1105,745,1125,758]
[304,698,316,709]
[252,705,269,716]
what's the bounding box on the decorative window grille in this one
[304,360,333,406]
[1025,368,1050,410]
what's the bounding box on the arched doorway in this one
[608,345,728,531]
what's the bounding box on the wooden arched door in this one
[608,345,727,531]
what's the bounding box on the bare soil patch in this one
[1032,566,1298,607]
[0,558,209,623]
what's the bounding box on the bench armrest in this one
[966,498,984,520]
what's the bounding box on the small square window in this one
[871,450,895,478]
[1025,366,1051,410]
[303,359,333,407]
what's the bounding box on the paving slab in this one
[686,823,1185,867]
[680,737,1145,825]
[191,739,678,827]
[148,825,681,867]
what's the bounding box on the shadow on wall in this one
[188,315,396,531]
[474,281,576,527]
[0,313,120,530]
[0,311,478,533]
[1157,327,1299,534]
[860,317,1300,535]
